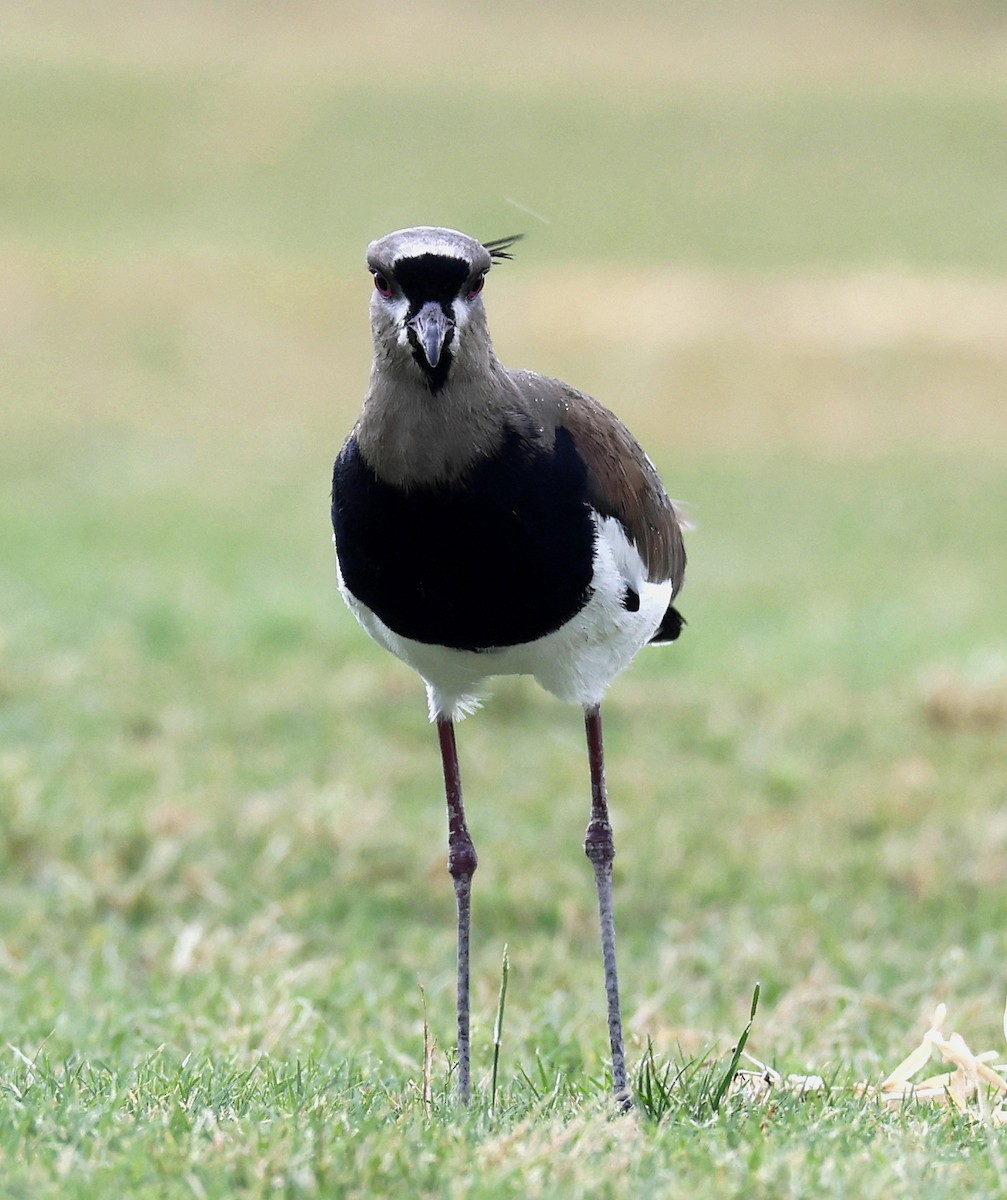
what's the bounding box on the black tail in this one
[650,604,685,645]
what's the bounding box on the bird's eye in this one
[373,273,393,298]
[467,274,485,300]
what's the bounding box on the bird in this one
[331,226,686,1109]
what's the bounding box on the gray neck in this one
[356,353,528,488]
[356,300,549,487]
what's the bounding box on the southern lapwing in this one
[331,226,686,1109]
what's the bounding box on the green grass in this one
[3,73,1004,271]
[3,2,1007,1194]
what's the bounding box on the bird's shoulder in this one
[505,369,686,591]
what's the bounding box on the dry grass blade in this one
[738,997,1007,1126]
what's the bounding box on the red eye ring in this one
[373,273,393,298]
[467,274,486,300]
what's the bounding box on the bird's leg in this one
[583,704,631,1111]
[436,715,478,1104]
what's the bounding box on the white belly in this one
[337,515,674,721]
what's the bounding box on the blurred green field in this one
[2,2,1007,1195]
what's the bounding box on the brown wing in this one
[501,368,685,593]
[561,390,686,592]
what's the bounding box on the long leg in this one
[436,715,478,1104]
[583,704,631,1111]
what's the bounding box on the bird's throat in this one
[409,340,454,393]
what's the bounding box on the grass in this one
[3,1,1007,1194]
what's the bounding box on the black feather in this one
[483,234,524,261]
[650,605,685,645]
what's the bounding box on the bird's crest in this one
[482,235,524,261]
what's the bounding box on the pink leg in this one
[437,716,478,1104]
[583,704,631,1110]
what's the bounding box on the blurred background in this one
[2,0,1007,1085]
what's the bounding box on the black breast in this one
[331,428,596,651]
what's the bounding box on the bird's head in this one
[365,227,521,392]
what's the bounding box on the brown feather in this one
[506,372,686,591]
